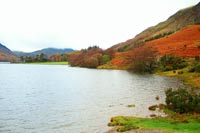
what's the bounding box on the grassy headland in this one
[108,114,200,133]
[157,69,200,89]
[156,57,200,89]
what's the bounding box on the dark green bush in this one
[178,71,184,74]
[160,55,188,71]
[188,67,195,73]
[162,66,173,71]
[195,56,200,61]
[165,88,200,114]
[189,63,200,73]
[195,63,200,73]
[145,31,174,42]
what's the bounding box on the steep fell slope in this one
[115,2,200,51]
[108,25,200,68]
[146,25,200,57]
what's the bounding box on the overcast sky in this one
[0,0,199,52]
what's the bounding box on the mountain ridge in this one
[14,47,75,57]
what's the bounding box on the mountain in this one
[104,2,200,69]
[0,43,18,62]
[114,2,200,51]
[14,48,75,57]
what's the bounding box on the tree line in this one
[20,53,68,62]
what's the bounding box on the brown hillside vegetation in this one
[0,52,18,62]
[109,25,200,68]
[146,25,200,57]
[67,46,104,68]
[0,43,19,62]
[68,3,200,69]
[115,2,200,51]
[110,51,133,66]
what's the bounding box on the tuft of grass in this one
[127,104,135,108]
[108,115,200,132]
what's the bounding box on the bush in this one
[130,47,157,73]
[178,71,184,74]
[195,63,200,73]
[160,55,188,71]
[189,63,200,73]
[162,66,173,71]
[145,31,174,42]
[195,56,200,61]
[165,88,200,113]
[188,67,195,72]
[102,55,110,63]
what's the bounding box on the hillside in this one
[115,2,200,51]
[68,2,200,70]
[146,25,200,57]
[107,25,200,68]
[0,43,18,62]
[14,48,75,57]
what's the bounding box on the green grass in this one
[178,72,200,89]
[26,61,69,65]
[108,115,200,132]
[156,68,200,89]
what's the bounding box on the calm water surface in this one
[0,64,183,133]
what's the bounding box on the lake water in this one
[0,64,183,133]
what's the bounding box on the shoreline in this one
[105,127,165,133]
[13,61,69,65]
[104,70,199,133]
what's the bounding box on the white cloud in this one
[0,0,199,52]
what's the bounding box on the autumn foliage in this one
[146,25,200,57]
[0,52,18,62]
[67,25,200,70]
[129,46,157,73]
[67,46,110,68]
[108,25,200,69]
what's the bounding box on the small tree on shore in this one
[130,46,157,73]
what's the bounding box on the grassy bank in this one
[157,68,200,89]
[108,114,200,132]
[25,61,69,65]
[97,63,129,70]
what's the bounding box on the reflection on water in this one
[0,64,183,133]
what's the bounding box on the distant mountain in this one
[0,43,15,56]
[14,48,75,57]
[0,43,18,62]
[114,2,200,51]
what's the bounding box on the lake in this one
[0,64,183,133]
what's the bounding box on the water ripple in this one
[0,64,184,133]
